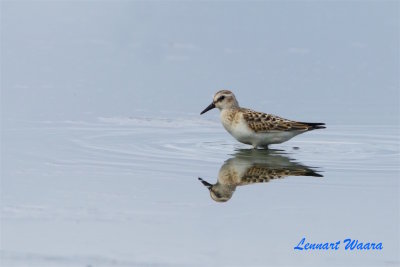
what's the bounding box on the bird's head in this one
[200,90,239,115]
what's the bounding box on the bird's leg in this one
[260,144,269,150]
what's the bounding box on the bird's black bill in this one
[200,102,215,115]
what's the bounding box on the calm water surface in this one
[2,116,399,266]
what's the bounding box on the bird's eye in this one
[217,95,225,102]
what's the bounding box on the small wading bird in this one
[198,149,323,202]
[200,90,325,149]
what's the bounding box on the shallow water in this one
[1,116,399,266]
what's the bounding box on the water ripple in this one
[27,117,400,173]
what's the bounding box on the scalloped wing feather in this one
[241,108,310,132]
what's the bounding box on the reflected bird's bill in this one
[198,177,212,188]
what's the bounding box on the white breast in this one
[220,110,254,145]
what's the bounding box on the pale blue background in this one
[2,1,399,124]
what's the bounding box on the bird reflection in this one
[198,149,322,202]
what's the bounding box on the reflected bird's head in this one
[200,90,239,115]
[198,177,235,203]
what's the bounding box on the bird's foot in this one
[252,144,269,150]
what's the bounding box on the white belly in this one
[221,114,302,147]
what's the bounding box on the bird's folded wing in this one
[242,109,309,132]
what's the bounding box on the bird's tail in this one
[300,122,326,130]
